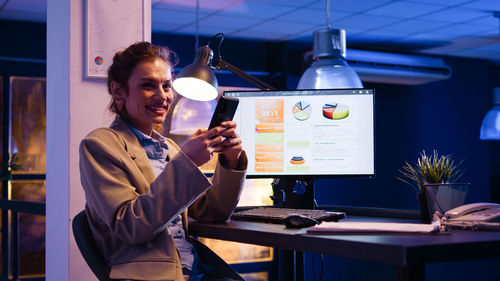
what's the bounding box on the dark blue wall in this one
[152,31,500,280]
[305,56,500,281]
[0,20,46,77]
[153,31,496,210]
[315,56,493,210]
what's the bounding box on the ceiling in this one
[1,0,500,62]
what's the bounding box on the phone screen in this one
[208,96,239,129]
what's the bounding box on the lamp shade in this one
[480,87,500,140]
[169,97,217,135]
[172,46,219,101]
[298,58,362,89]
[298,29,362,89]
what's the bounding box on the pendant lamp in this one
[298,29,362,89]
[480,87,500,140]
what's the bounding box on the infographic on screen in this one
[228,89,374,176]
[292,101,312,121]
[322,103,349,120]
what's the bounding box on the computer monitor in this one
[224,88,375,179]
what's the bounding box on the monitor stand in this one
[271,177,316,209]
[271,177,316,281]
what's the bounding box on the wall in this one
[307,56,499,281]
[151,34,500,280]
[153,32,496,209]
[314,55,493,210]
[46,1,150,280]
[46,1,109,280]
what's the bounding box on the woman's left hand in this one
[213,121,243,169]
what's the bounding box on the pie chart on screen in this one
[290,156,305,165]
[292,101,312,121]
[322,103,349,120]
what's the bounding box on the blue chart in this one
[292,101,311,121]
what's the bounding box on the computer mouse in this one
[283,214,319,228]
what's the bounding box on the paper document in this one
[307,221,440,233]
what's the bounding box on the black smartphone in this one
[208,96,239,129]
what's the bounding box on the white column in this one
[46,0,150,280]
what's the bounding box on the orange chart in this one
[254,99,285,173]
[255,99,284,124]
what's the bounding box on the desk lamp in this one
[480,87,500,140]
[172,33,276,100]
[170,33,275,135]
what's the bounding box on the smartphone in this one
[208,96,239,129]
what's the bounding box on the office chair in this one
[72,210,112,281]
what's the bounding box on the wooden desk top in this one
[189,216,500,266]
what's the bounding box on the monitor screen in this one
[224,88,375,178]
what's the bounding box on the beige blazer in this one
[79,118,247,280]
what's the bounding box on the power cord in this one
[312,199,324,281]
[0,0,10,12]
[207,33,225,66]
[319,253,324,281]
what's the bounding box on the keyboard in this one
[231,207,346,224]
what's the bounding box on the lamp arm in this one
[216,58,277,91]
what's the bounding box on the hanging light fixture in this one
[480,87,500,140]
[297,0,362,89]
[479,12,500,141]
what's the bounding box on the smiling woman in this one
[106,42,177,135]
[78,41,248,281]
[110,58,173,135]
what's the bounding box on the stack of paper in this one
[307,221,440,233]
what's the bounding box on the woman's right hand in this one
[180,126,227,166]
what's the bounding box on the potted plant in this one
[397,150,467,223]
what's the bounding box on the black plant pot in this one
[417,192,431,223]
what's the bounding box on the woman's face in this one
[121,58,173,135]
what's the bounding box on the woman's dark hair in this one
[107,41,178,115]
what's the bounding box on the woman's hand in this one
[181,122,241,166]
[180,121,242,167]
[213,121,243,169]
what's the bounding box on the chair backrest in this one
[72,210,112,281]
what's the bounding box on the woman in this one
[79,42,247,281]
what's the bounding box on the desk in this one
[189,216,500,281]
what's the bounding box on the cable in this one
[311,251,325,281]
[208,33,224,52]
[195,0,199,52]
[312,253,316,281]
[319,253,324,281]
[216,34,224,60]
[326,0,332,29]
[207,33,225,67]
[0,0,10,12]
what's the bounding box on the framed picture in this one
[86,0,149,78]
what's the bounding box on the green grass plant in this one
[397,150,464,192]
